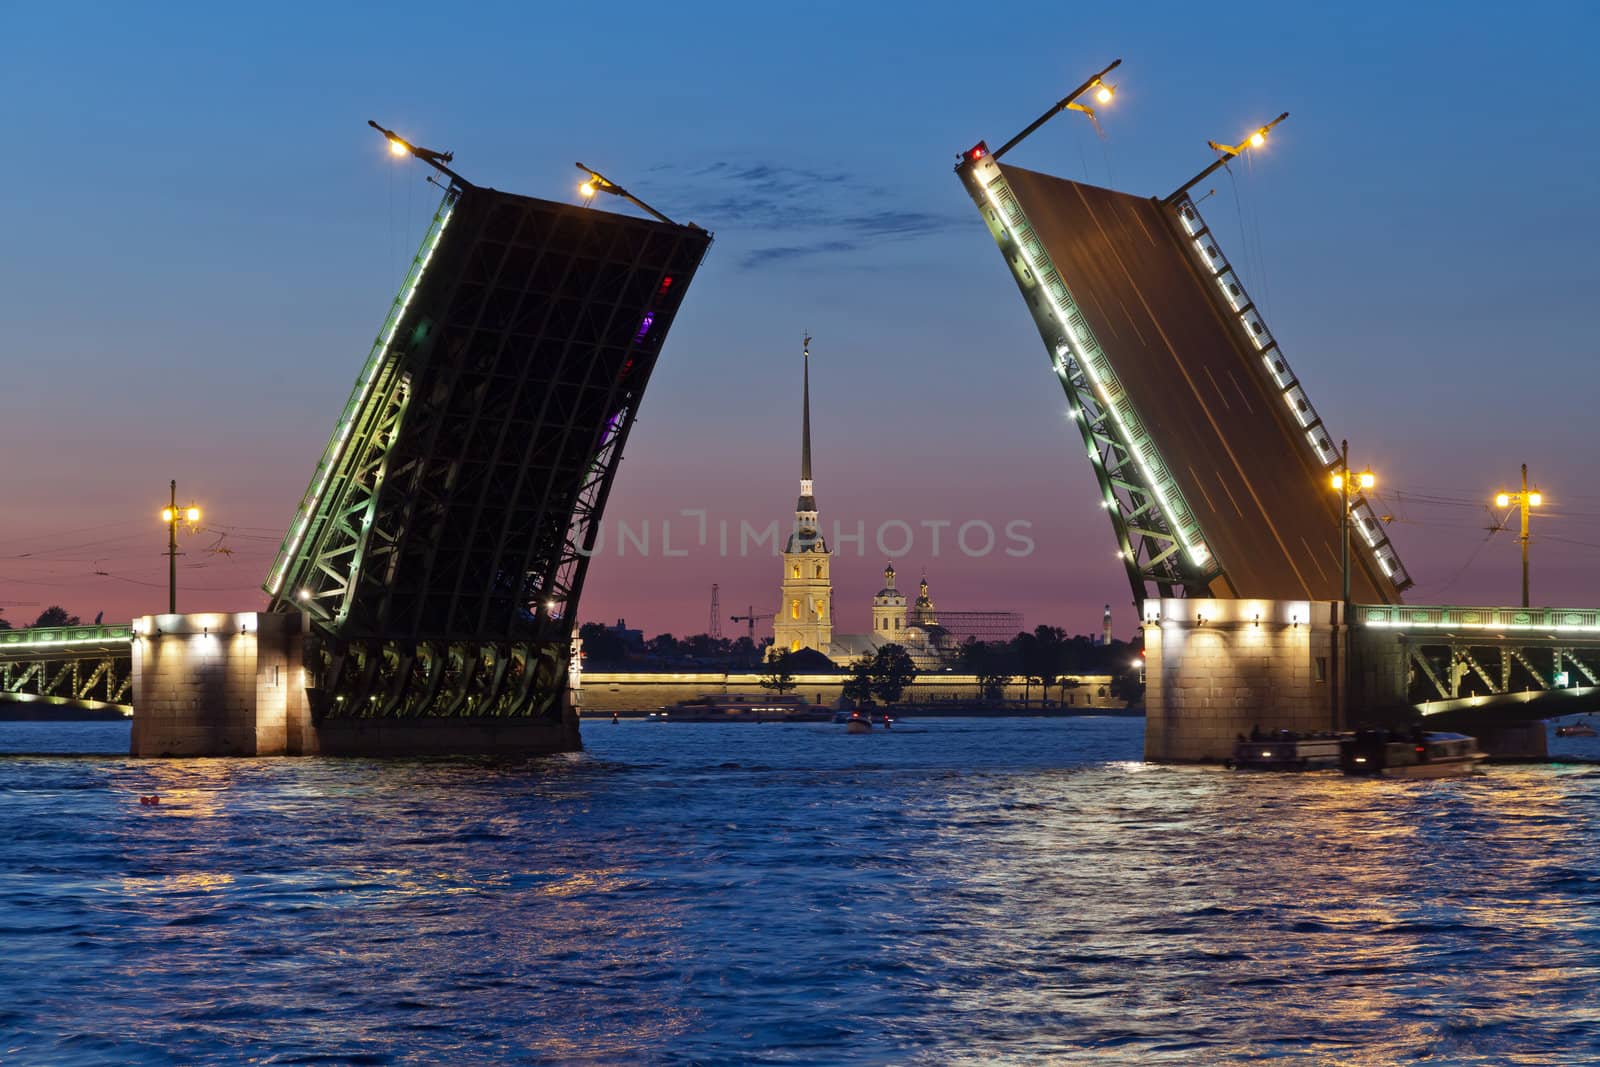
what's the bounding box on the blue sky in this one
[3,0,1597,637]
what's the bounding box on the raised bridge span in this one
[2,141,711,750]
[950,97,1594,752]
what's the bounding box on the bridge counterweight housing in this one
[263,182,711,744]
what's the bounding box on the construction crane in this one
[728,605,773,644]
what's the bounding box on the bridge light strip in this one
[1173,195,1411,590]
[267,192,458,595]
[1364,620,1600,632]
[981,181,1211,568]
[0,632,134,649]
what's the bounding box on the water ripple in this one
[3,719,1600,1064]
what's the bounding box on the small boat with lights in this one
[656,694,832,723]
[1555,719,1597,738]
[1225,730,1341,771]
[845,710,873,734]
[1339,729,1486,778]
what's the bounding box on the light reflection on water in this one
[2,718,1600,1064]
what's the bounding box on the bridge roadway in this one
[996,164,1392,605]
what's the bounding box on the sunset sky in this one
[4,0,1597,640]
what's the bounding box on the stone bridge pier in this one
[130,612,314,757]
[1143,598,1558,761]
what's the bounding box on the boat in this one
[1225,731,1341,771]
[655,693,833,723]
[845,710,872,734]
[1555,719,1597,738]
[1339,730,1486,778]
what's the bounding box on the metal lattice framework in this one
[1363,604,1600,715]
[0,625,134,713]
[957,155,1216,601]
[263,179,710,720]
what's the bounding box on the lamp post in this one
[1329,441,1375,729]
[1493,464,1542,608]
[575,163,680,225]
[1167,112,1290,204]
[159,480,202,614]
[1329,440,1377,610]
[989,58,1121,161]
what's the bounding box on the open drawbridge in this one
[260,175,710,722]
[955,147,1410,609]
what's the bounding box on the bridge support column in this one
[130,611,311,757]
[1144,598,1341,761]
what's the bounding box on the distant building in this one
[831,564,954,668]
[870,562,907,641]
[761,340,1006,669]
[772,338,833,656]
[1101,604,1114,646]
[609,618,645,651]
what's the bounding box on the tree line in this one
[0,606,86,631]
[760,643,920,707]
[955,625,1143,705]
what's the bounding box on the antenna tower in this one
[709,584,723,639]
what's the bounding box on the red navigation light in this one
[967,141,988,162]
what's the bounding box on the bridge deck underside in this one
[997,166,1392,604]
[266,186,710,719]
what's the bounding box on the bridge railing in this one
[1359,604,1600,633]
[0,623,134,655]
[1172,195,1413,596]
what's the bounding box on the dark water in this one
[4,718,1600,1065]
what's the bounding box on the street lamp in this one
[1328,440,1376,609]
[573,163,680,225]
[989,58,1122,161]
[159,480,202,614]
[1328,441,1375,731]
[1492,464,1543,608]
[1167,111,1290,204]
[367,120,466,186]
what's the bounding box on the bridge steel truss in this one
[955,151,1411,609]
[957,154,1216,602]
[0,625,134,713]
[1361,604,1600,715]
[263,180,711,721]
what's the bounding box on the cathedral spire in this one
[801,334,812,485]
[795,335,818,529]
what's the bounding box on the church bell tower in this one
[773,336,833,656]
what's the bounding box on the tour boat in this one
[1555,720,1597,738]
[1225,732,1341,771]
[1339,730,1486,778]
[656,694,833,723]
